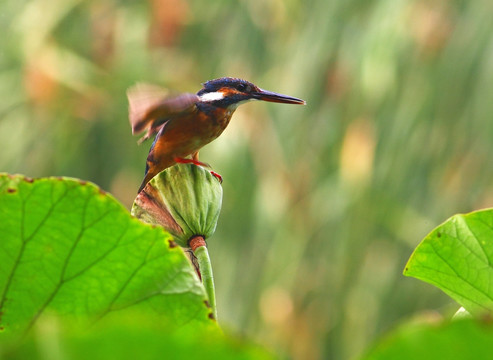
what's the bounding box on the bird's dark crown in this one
[200,77,258,93]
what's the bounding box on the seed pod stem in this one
[191,236,217,320]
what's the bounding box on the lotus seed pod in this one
[131,164,223,247]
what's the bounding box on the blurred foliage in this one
[1,0,493,358]
[1,312,274,360]
[361,317,493,360]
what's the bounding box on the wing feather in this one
[127,83,199,143]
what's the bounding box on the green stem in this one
[194,245,217,320]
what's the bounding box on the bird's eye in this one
[237,83,248,92]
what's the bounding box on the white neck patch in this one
[199,91,225,102]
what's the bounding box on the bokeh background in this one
[2,0,493,358]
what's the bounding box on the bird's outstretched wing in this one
[127,83,199,143]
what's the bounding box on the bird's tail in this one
[138,172,153,193]
[138,157,176,193]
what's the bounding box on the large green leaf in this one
[404,208,493,314]
[361,318,493,360]
[0,312,274,360]
[0,174,213,335]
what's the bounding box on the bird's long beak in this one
[253,89,306,105]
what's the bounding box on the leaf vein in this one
[430,240,493,303]
[0,182,69,318]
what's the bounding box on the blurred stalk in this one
[191,236,217,320]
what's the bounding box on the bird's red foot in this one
[174,157,222,183]
[210,171,223,183]
[174,157,210,168]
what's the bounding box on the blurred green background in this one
[2,0,493,358]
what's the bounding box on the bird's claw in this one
[174,157,222,182]
[174,157,211,168]
[210,171,223,183]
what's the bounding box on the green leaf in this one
[404,208,493,314]
[1,313,275,360]
[361,318,493,360]
[0,174,213,335]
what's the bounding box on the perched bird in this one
[128,77,305,192]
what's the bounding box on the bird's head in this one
[197,77,305,109]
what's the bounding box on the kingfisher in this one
[128,77,306,192]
